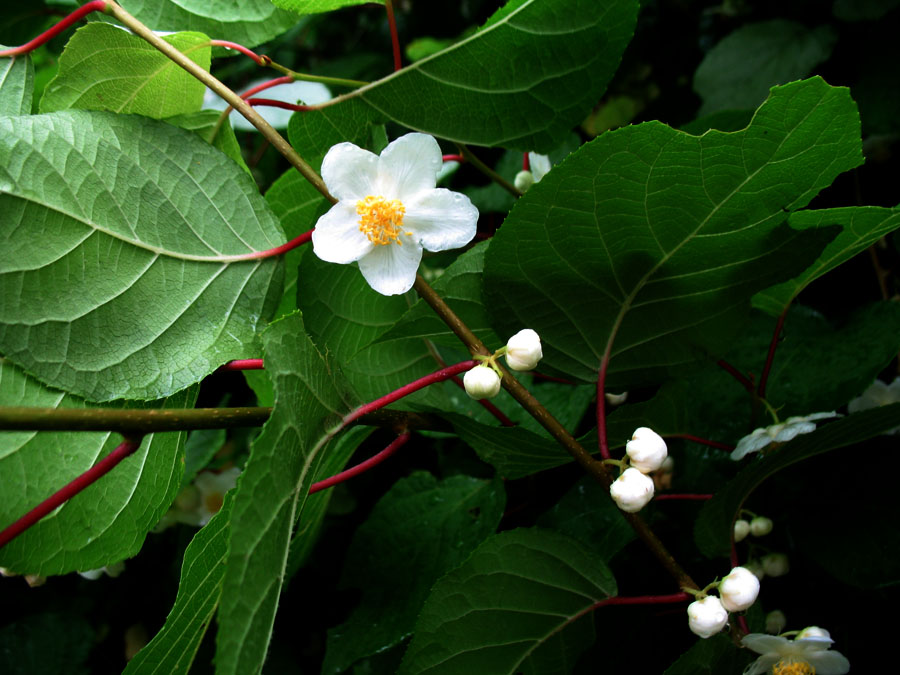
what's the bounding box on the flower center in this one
[356,195,411,246]
[773,661,815,675]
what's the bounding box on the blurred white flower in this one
[731,412,840,460]
[203,80,331,130]
[765,610,787,635]
[750,516,774,537]
[687,596,728,638]
[761,553,790,577]
[513,153,553,193]
[312,133,478,295]
[849,376,900,434]
[742,630,849,675]
[734,519,751,542]
[78,561,125,581]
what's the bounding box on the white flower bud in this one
[687,596,729,638]
[734,519,751,542]
[609,467,655,512]
[761,553,790,577]
[625,427,668,473]
[797,626,831,641]
[718,566,760,612]
[513,170,535,192]
[749,516,773,537]
[463,365,501,400]
[605,391,628,406]
[765,610,787,634]
[504,329,543,371]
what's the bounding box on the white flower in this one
[765,610,787,635]
[849,376,900,434]
[742,632,849,675]
[731,412,840,460]
[513,153,553,193]
[687,596,729,638]
[312,133,479,296]
[463,365,501,400]
[761,553,790,577]
[513,170,534,192]
[625,427,668,473]
[78,561,125,581]
[734,519,751,542]
[609,467,655,512]
[718,566,760,612]
[193,467,241,526]
[750,516,774,537]
[504,329,543,371]
[203,80,331,130]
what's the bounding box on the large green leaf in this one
[754,207,900,314]
[693,20,837,116]
[328,0,638,152]
[40,23,210,118]
[694,403,900,558]
[273,0,384,15]
[116,0,298,49]
[398,528,616,674]
[0,110,284,401]
[123,492,234,675]
[0,359,196,576]
[163,110,248,173]
[483,77,861,386]
[0,50,32,115]
[323,472,505,673]
[215,313,359,675]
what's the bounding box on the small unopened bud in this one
[605,391,628,406]
[765,609,787,634]
[734,519,751,542]
[609,467,655,512]
[761,553,790,577]
[513,170,535,192]
[719,566,760,612]
[744,559,765,580]
[797,626,831,641]
[504,329,543,371]
[749,516,773,537]
[625,427,668,473]
[463,365,501,399]
[687,596,728,638]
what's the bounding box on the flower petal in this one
[528,152,552,182]
[377,133,442,198]
[773,421,815,443]
[808,650,851,675]
[357,239,424,296]
[743,655,780,675]
[403,188,479,252]
[731,429,772,460]
[312,201,373,264]
[321,142,379,201]
[741,634,790,655]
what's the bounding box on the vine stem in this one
[384,0,402,72]
[596,355,612,460]
[0,0,110,57]
[104,1,335,204]
[246,99,314,112]
[668,434,735,452]
[457,144,522,198]
[309,432,410,495]
[757,308,788,399]
[0,437,143,549]
[219,359,265,371]
[224,230,313,262]
[717,359,755,394]
[209,39,267,65]
[412,274,699,591]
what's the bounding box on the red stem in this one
[245,98,313,112]
[309,432,411,495]
[757,308,788,399]
[0,0,109,57]
[219,359,265,371]
[384,0,402,72]
[0,437,143,549]
[594,592,691,607]
[522,152,530,171]
[717,359,754,394]
[240,75,295,99]
[668,433,735,452]
[225,230,313,261]
[596,358,611,460]
[209,40,269,66]
[343,360,477,426]
[441,154,465,163]
[654,493,713,501]
[449,376,515,427]
[532,371,576,385]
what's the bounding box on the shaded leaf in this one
[398,528,616,674]
[0,49,32,115]
[0,110,284,401]
[0,359,196,575]
[663,634,752,675]
[273,0,384,14]
[484,77,860,386]
[0,612,94,675]
[40,23,210,118]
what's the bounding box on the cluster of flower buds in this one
[734,514,773,542]
[609,427,667,513]
[687,566,761,638]
[463,329,543,400]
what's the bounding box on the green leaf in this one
[182,428,226,487]
[0,359,196,576]
[123,493,234,675]
[0,50,33,116]
[331,0,638,152]
[483,77,861,386]
[116,0,298,49]
[40,23,210,118]
[0,110,284,401]
[216,312,359,675]
[376,241,501,348]
[663,634,752,674]
[398,528,616,675]
[693,20,837,116]
[164,110,249,174]
[754,207,900,314]
[323,472,505,673]
[694,403,900,558]
[273,0,384,14]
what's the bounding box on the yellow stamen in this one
[356,195,411,246]
[773,661,815,675]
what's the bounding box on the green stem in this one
[457,143,522,198]
[265,61,369,89]
[105,1,335,204]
